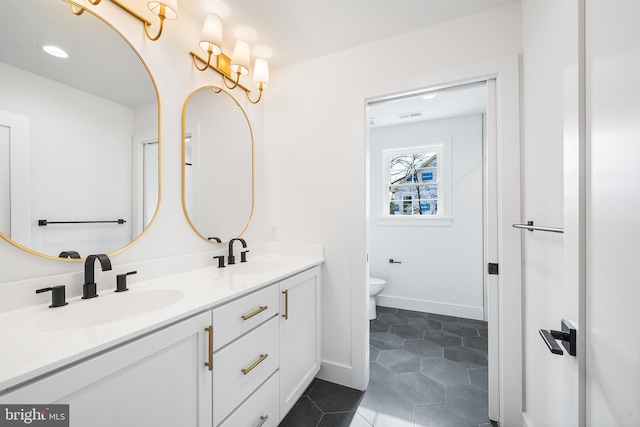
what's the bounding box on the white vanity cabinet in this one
[211,266,321,426]
[279,266,322,420]
[0,262,322,427]
[212,284,280,426]
[0,312,213,427]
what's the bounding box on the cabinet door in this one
[279,267,321,420]
[0,312,213,427]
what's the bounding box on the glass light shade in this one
[230,40,250,76]
[199,14,223,54]
[252,58,270,89]
[148,0,178,20]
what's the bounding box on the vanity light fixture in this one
[192,14,223,71]
[190,15,269,104]
[69,0,177,41]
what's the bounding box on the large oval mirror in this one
[182,87,254,243]
[0,0,160,259]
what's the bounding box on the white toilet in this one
[369,276,386,320]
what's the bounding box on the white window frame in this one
[377,137,452,226]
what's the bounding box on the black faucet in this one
[228,238,247,265]
[83,254,112,299]
[59,251,81,259]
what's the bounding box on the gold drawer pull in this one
[282,290,289,320]
[204,325,213,371]
[256,415,268,427]
[241,353,269,375]
[241,305,268,320]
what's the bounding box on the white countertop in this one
[0,254,323,393]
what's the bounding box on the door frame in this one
[0,110,30,246]
[563,0,586,424]
[132,132,160,238]
[355,54,522,426]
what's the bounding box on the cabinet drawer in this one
[213,284,279,350]
[218,371,279,427]
[213,316,279,426]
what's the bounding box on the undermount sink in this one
[35,289,185,331]
[229,261,287,275]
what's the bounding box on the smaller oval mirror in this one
[182,87,254,243]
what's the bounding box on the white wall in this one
[370,114,484,320]
[263,3,522,388]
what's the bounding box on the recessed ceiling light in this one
[41,45,69,59]
[422,93,437,100]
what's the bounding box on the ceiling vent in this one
[397,111,423,120]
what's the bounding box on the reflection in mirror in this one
[182,87,254,243]
[1,125,9,234]
[0,0,159,259]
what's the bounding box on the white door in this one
[132,136,159,237]
[0,110,30,246]
[560,1,640,425]
[585,0,640,424]
[1,123,10,235]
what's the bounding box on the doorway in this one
[366,81,499,422]
[0,110,30,246]
[133,136,159,237]
[368,83,488,320]
[354,54,521,425]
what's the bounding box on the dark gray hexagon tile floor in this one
[279,306,497,427]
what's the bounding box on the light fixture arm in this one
[223,71,243,90]
[143,4,167,41]
[67,0,174,41]
[247,84,264,105]
[71,5,85,15]
[69,0,101,15]
[193,47,213,71]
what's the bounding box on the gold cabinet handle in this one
[241,353,268,375]
[256,415,268,427]
[204,325,213,371]
[241,305,268,320]
[282,290,289,320]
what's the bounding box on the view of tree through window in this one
[388,150,439,215]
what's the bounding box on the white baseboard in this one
[376,295,484,321]
[317,359,354,389]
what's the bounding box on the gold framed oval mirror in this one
[0,0,160,260]
[182,86,254,243]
